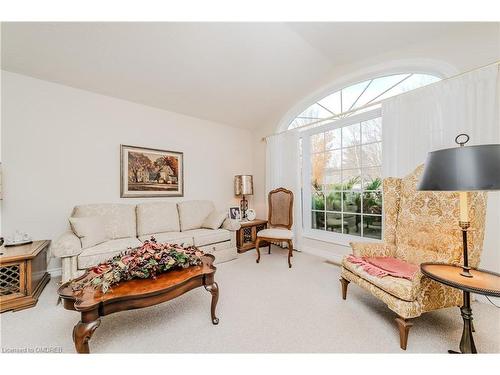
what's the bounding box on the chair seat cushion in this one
[78,237,142,269]
[342,256,421,302]
[257,228,293,240]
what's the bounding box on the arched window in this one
[296,73,441,242]
[289,73,440,130]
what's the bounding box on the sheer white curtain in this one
[265,129,302,249]
[382,63,500,272]
[382,64,499,177]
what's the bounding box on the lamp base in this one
[459,221,473,279]
[460,267,473,278]
[240,195,248,220]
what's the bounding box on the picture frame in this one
[229,206,241,221]
[120,144,184,198]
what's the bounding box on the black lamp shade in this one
[418,144,500,191]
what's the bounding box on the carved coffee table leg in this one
[204,282,219,325]
[72,310,101,354]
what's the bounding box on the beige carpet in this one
[1,248,499,353]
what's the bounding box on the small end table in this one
[0,240,51,313]
[236,219,268,253]
[421,263,500,354]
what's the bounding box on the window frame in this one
[301,107,383,246]
[286,72,443,131]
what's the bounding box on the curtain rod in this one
[261,60,500,141]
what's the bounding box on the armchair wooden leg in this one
[268,243,271,254]
[255,238,261,264]
[395,317,413,350]
[287,240,293,268]
[340,277,350,300]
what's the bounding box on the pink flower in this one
[92,264,112,275]
[121,255,134,264]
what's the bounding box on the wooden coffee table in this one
[58,254,219,353]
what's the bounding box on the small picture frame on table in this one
[229,207,241,221]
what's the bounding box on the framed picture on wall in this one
[120,144,184,198]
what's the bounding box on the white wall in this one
[252,27,500,271]
[1,71,253,271]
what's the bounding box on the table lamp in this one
[418,134,500,278]
[234,175,253,220]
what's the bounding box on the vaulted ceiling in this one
[2,22,499,129]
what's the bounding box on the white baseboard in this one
[301,245,344,265]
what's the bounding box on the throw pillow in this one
[69,216,110,249]
[201,210,228,230]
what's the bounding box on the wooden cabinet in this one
[0,240,50,313]
[236,219,268,253]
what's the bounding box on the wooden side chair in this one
[255,187,294,268]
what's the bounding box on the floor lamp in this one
[418,134,500,277]
[418,134,500,276]
[418,134,500,354]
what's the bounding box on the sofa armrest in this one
[222,218,241,231]
[350,242,394,258]
[51,231,83,258]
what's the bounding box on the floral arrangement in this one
[71,237,205,294]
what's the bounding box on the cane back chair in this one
[255,187,294,268]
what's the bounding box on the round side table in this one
[421,263,500,354]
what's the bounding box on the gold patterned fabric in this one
[342,258,421,302]
[342,165,486,319]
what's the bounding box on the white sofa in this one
[52,200,241,282]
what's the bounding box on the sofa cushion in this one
[183,228,231,247]
[222,218,241,231]
[69,216,110,249]
[342,256,421,302]
[138,232,193,246]
[78,237,142,269]
[202,210,228,230]
[72,204,137,240]
[136,202,180,236]
[177,200,215,231]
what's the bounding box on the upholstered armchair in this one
[340,165,487,350]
